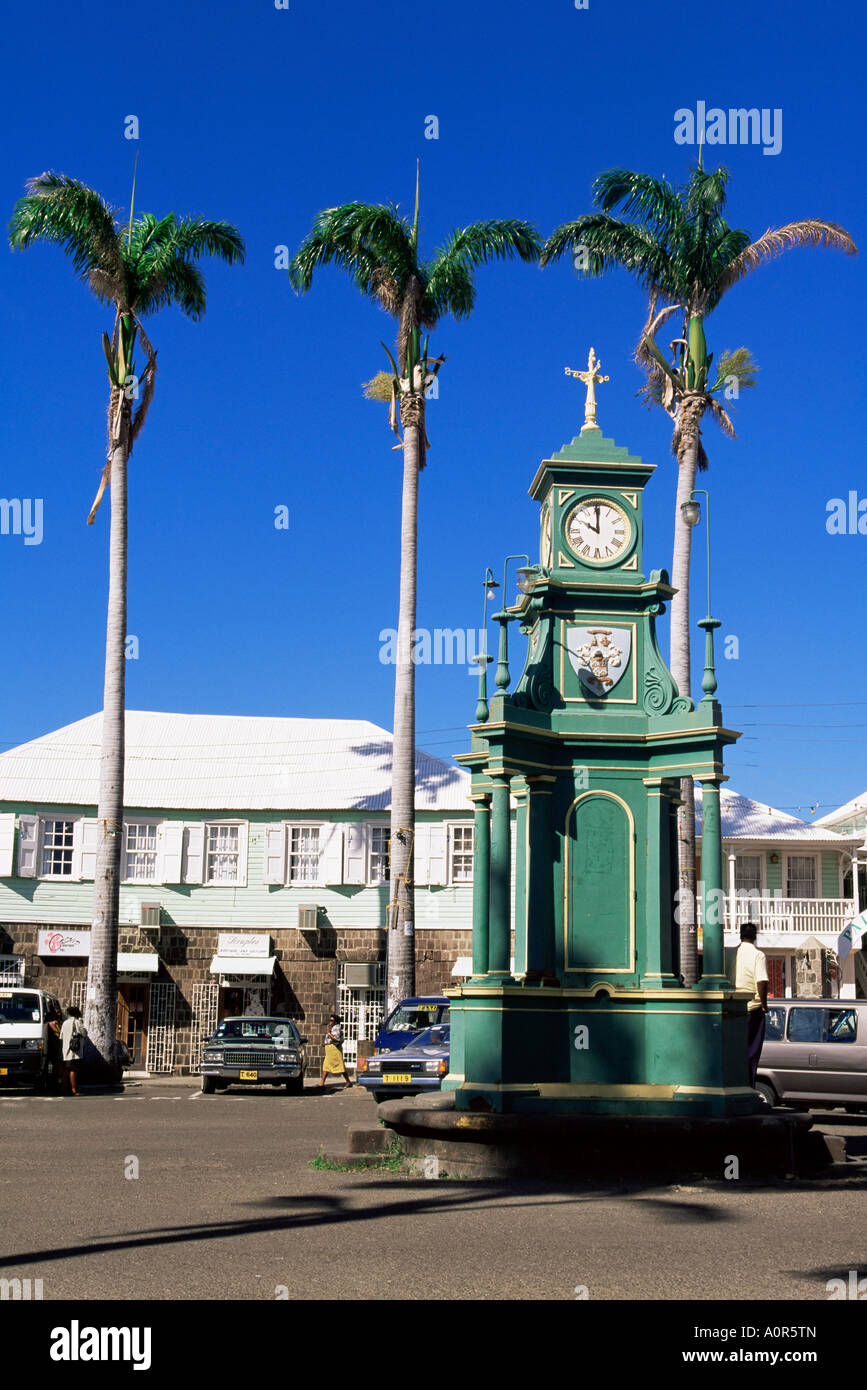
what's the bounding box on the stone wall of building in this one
[0,921,473,1076]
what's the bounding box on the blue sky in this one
[1,0,864,817]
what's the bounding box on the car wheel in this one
[201,1076,216,1095]
[755,1081,776,1108]
[284,1078,303,1095]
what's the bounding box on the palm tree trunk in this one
[85,384,129,1080]
[670,392,704,985]
[386,392,423,1013]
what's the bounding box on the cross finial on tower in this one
[565,347,610,433]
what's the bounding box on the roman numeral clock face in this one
[565,497,632,565]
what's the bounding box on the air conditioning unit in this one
[344,963,379,988]
[298,905,319,933]
[140,904,161,928]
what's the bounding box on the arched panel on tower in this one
[564,792,634,972]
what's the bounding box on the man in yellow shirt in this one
[734,922,769,1086]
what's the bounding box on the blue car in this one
[374,996,449,1054]
[358,1025,450,1102]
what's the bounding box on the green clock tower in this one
[447,353,757,1117]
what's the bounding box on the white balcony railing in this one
[698,896,858,936]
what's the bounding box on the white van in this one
[0,987,63,1090]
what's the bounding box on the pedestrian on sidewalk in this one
[319,1014,354,1091]
[60,1005,87,1096]
[735,923,769,1087]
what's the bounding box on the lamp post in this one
[680,489,720,702]
[473,569,498,723]
[491,555,541,695]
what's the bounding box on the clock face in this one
[565,496,633,565]
[540,504,552,568]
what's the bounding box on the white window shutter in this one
[0,813,16,876]
[159,822,184,883]
[319,823,344,885]
[262,823,286,885]
[74,818,100,880]
[420,823,447,886]
[17,815,39,877]
[413,823,431,885]
[235,823,249,888]
[183,825,205,884]
[343,823,369,885]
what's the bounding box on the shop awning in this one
[117,953,160,973]
[209,955,276,976]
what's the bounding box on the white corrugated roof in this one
[815,792,867,829]
[695,785,859,844]
[0,711,472,812]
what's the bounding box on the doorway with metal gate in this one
[336,961,385,1068]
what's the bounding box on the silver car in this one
[756,998,867,1110]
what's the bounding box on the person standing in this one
[319,1013,353,1091]
[735,923,769,1087]
[60,1005,86,1096]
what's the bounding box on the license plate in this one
[384,1073,412,1084]
[0,1068,7,1076]
[239,1070,258,1081]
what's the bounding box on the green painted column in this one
[697,776,728,985]
[641,777,678,985]
[525,777,556,977]
[511,778,529,975]
[489,772,512,974]
[471,792,491,978]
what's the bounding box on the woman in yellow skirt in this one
[320,1013,353,1090]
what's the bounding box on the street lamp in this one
[473,569,498,723]
[492,554,533,694]
[680,488,720,702]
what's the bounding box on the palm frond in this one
[684,164,731,220]
[542,215,680,297]
[426,218,540,320]
[712,346,759,393]
[716,219,857,294]
[287,203,417,300]
[705,395,736,439]
[160,216,245,265]
[136,259,207,319]
[8,171,123,280]
[592,168,685,240]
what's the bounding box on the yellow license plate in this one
[385,1073,412,1084]
[239,1070,258,1081]
[0,1068,7,1076]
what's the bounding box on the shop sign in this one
[216,933,270,959]
[37,930,92,958]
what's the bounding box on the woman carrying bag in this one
[60,1005,86,1096]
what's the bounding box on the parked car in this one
[374,996,449,1054]
[0,987,63,1090]
[200,1016,307,1094]
[359,1024,450,1102]
[756,998,867,1111]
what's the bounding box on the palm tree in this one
[9,172,245,1074]
[542,165,856,982]
[288,173,540,1009]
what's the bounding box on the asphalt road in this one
[1,1079,865,1302]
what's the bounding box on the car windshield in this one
[402,1025,450,1050]
[0,992,41,1024]
[385,1003,449,1033]
[213,1019,297,1045]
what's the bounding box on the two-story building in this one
[695,786,864,999]
[0,710,483,1073]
